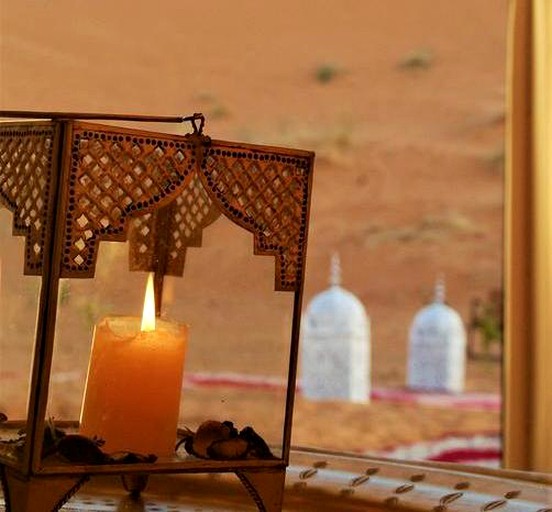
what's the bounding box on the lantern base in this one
[236,468,285,512]
[0,465,286,512]
[121,473,149,497]
[0,466,89,512]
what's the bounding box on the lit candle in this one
[80,274,187,457]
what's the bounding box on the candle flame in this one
[141,273,156,332]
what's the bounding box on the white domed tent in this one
[407,278,466,393]
[301,254,370,403]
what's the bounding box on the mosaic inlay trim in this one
[201,141,313,291]
[63,123,197,278]
[0,121,314,291]
[0,122,57,275]
[128,173,221,276]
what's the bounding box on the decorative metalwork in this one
[129,173,221,277]
[52,476,90,512]
[0,112,315,512]
[235,470,286,512]
[0,120,313,291]
[0,122,58,275]
[128,141,313,291]
[201,141,312,291]
[62,123,197,278]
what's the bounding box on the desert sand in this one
[0,1,506,459]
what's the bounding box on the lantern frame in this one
[0,110,315,512]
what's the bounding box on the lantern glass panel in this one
[163,215,293,459]
[48,242,145,421]
[43,213,292,470]
[0,207,42,466]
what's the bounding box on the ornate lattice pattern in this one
[129,173,221,276]
[62,124,197,277]
[0,121,314,290]
[201,141,313,291]
[0,122,57,275]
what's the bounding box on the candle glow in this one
[141,273,156,332]
[80,273,188,456]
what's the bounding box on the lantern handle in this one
[189,113,205,135]
[0,110,206,126]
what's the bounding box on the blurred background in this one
[0,0,506,465]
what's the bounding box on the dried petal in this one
[193,420,234,458]
[57,434,108,465]
[207,438,249,460]
[239,426,275,459]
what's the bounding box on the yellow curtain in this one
[505,0,552,472]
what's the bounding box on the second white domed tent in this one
[407,278,466,393]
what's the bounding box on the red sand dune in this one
[0,1,506,455]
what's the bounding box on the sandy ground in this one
[0,1,506,458]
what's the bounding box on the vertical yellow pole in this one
[505,0,552,472]
[504,0,534,471]
[530,0,552,471]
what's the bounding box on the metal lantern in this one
[0,111,314,512]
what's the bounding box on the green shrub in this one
[398,49,434,70]
[314,64,339,84]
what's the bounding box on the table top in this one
[1,448,550,511]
